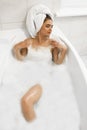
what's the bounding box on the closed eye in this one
[46,24,53,28]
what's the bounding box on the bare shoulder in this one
[50,39,59,47]
[50,38,67,51]
[23,38,33,46]
[14,38,33,48]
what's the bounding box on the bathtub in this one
[0,26,87,130]
[0,1,87,130]
[57,30,87,130]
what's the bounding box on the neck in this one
[35,35,49,45]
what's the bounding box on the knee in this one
[21,84,42,105]
[21,84,42,121]
[32,84,42,103]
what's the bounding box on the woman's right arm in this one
[12,39,30,61]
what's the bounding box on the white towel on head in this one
[26,4,53,38]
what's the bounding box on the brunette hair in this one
[44,14,52,23]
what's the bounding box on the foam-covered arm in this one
[12,40,29,61]
[51,46,67,64]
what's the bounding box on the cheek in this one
[40,26,48,34]
[41,28,47,34]
[44,27,48,32]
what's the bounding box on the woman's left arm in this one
[51,40,67,64]
[57,43,67,64]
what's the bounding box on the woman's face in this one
[39,19,53,37]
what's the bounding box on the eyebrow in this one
[46,24,53,27]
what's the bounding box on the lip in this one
[48,31,51,34]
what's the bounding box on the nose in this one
[50,25,53,30]
[49,26,52,32]
[49,29,52,34]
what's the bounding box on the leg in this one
[21,84,42,121]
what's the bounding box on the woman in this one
[12,14,67,121]
[12,14,67,64]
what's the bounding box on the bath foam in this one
[0,29,80,130]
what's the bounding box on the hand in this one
[51,40,59,47]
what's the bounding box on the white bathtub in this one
[0,1,87,130]
[58,31,87,130]
[0,26,87,130]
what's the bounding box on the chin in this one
[45,34,50,38]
